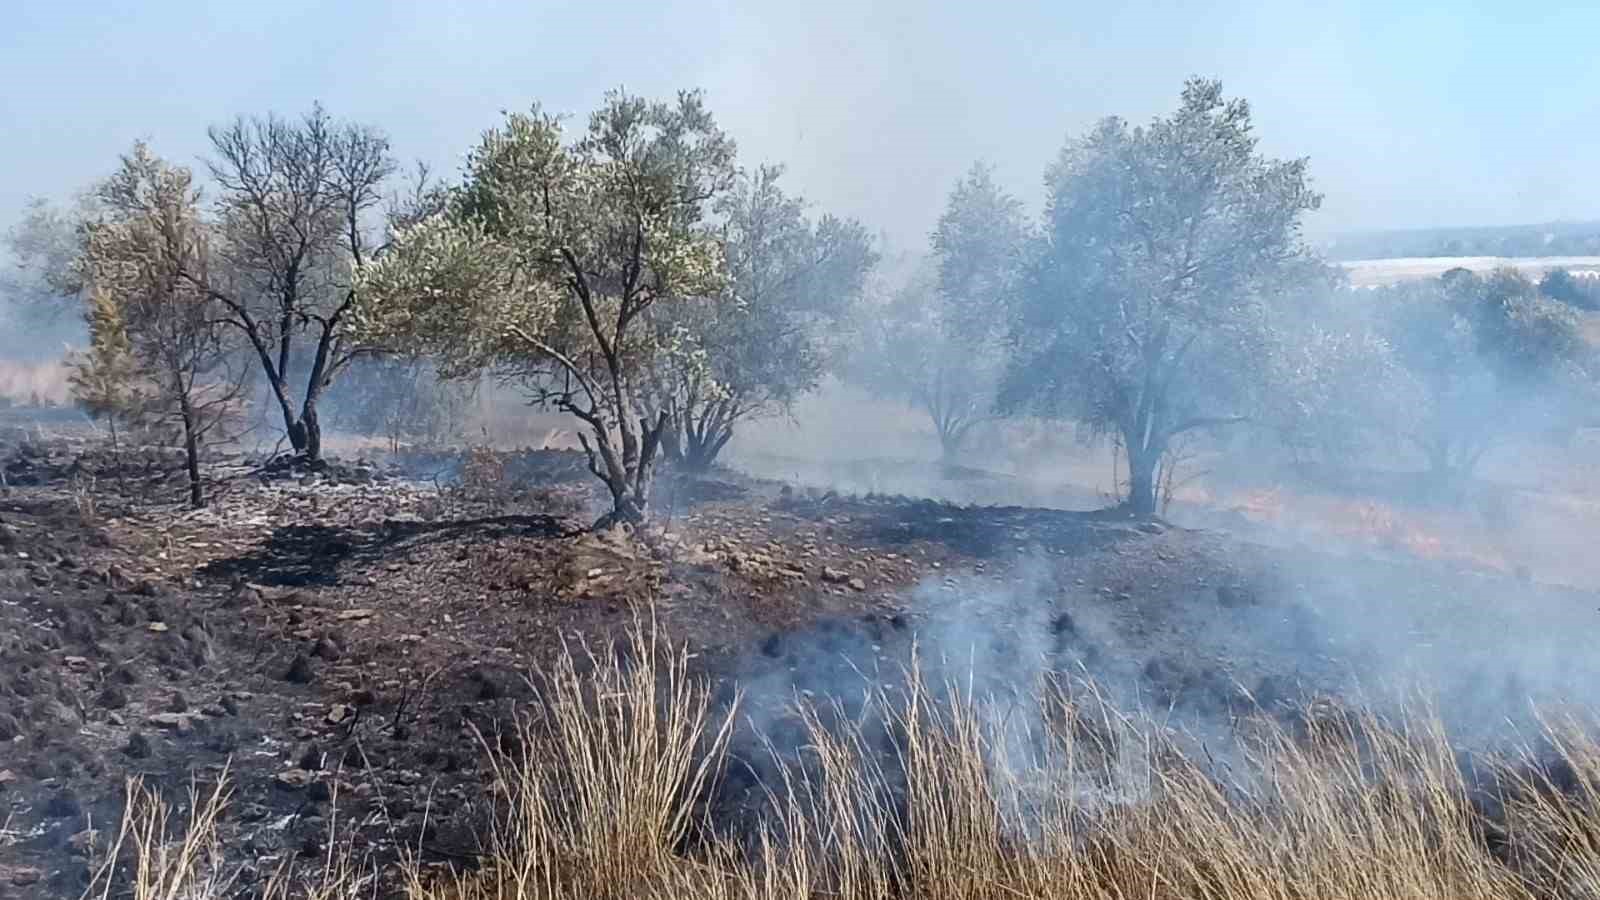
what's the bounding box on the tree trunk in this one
[584,413,666,529]
[284,415,309,456]
[683,424,733,472]
[1126,443,1160,518]
[937,425,963,463]
[179,400,204,509]
[659,413,684,465]
[301,398,323,468]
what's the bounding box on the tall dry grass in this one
[97,625,1600,900]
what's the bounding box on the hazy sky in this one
[4,0,1599,249]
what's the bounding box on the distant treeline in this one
[1324,222,1600,261]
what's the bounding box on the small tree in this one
[853,263,1003,460]
[644,165,876,470]
[68,286,146,473]
[850,163,1027,461]
[1381,268,1591,488]
[354,90,737,525]
[76,144,245,508]
[1539,267,1600,311]
[197,104,396,464]
[1005,78,1323,515]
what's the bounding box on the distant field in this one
[1340,255,1600,287]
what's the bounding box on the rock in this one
[283,654,316,684]
[847,577,867,592]
[314,637,343,662]
[820,566,851,584]
[5,866,43,887]
[325,704,352,726]
[97,686,128,710]
[337,608,376,622]
[44,788,83,819]
[0,712,18,741]
[42,701,78,728]
[147,713,193,734]
[472,670,501,701]
[69,827,99,856]
[147,621,170,633]
[274,769,318,791]
[306,780,333,804]
[0,769,15,790]
[297,745,324,771]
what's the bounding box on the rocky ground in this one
[2,427,1598,897]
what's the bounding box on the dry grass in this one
[100,625,1600,900]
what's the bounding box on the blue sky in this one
[4,0,1599,248]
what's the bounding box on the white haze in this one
[5,0,1600,252]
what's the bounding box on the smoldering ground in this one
[688,526,1600,860]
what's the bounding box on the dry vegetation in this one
[75,622,1600,900]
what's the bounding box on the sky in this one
[3,0,1599,251]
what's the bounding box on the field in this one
[3,401,1600,898]
[1338,255,1600,287]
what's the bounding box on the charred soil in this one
[0,435,1595,896]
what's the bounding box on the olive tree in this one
[644,165,876,470]
[851,163,1027,460]
[1380,268,1592,488]
[1006,79,1323,516]
[354,90,736,524]
[72,144,246,508]
[198,104,396,465]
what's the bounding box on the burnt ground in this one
[2,432,1599,896]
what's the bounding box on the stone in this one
[69,827,100,855]
[274,769,318,791]
[5,866,43,886]
[283,654,316,684]
[147,713,192,734]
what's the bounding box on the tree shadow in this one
[197,513,572,588]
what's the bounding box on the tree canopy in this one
[850,162,1028,460]
[354,90,738,523]
[644,164,876,470]
[1005,78,1324,514]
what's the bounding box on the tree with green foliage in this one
[645,164,876,470]
[354,90,737,525]
[1005,79,1323,516]
[851,162,1027,461]
[1539,267,1600,311]
[68,285,146,473]
[74,144,246,508]
[1380,267,1592,488]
